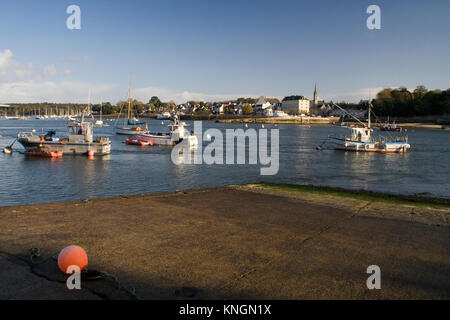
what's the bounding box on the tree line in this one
[6,96,281,116]
[372,86,450,117]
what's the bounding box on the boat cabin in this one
[348,127,372,142]
[68,121,93,143]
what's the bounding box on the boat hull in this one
[116,127,148,135]
[137,133,198,147]
[137,133,175,146]
[331,138,410,153]
[18,139,111,156]
[125,138,150,146]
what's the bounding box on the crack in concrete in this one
[0,250,108,300]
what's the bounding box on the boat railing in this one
[17,131,36,139]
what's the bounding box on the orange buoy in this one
[57,245,88,274]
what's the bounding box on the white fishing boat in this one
[136,115,198,147]
[17,111,111,156]
[329,103,410,153]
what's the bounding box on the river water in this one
[0,118,449,206]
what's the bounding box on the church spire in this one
[313,83,319,105]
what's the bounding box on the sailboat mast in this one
[100,97,103,121]
[368,102,371,129]
[128,73,132,120]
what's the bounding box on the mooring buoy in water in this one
[3,146,12,154]
[316,145,323,151]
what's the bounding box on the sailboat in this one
[116,74,148,135]
[94,100,109,127]
[329,102,411,153]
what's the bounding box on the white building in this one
[253,96,272,114]
[281,95,310,115]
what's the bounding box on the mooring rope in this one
[28,247,139,300]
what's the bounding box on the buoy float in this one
[88,150,94,157]
[3,146,12,154]
[57,245,88,274]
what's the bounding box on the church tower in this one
[313,83,319,106]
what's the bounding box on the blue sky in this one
[0,0,449,103]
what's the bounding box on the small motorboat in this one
[125,137,151,146]
[380,122,402,132]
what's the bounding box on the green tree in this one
[242,104,253,115]
[149,96,162,108]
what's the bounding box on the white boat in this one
[116,126,148,135]
[17,111,111,156]
[156,112,171,120]
[329,103,410,153]
[136,115,198,147]
[273,110,289,117]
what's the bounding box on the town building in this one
[281,95,310,115]
[253,96,272,115]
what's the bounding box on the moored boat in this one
[17,113,111,156]
[116,74,148,135]
[125,137,151,146]
[329,103,410,153]
[156,112,171,120]
[136,115,198,147]
[380,122,402,132]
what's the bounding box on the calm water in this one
[0,118,449,206]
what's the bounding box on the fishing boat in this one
[17,112,111,156]
[116,74,148,135]
[329,103,410,153]
[136,115,198,147]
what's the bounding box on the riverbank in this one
[1,183,448,299]
[216,116,340,125]
[103,114,450,130]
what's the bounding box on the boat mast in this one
[127,73,132,120]
[99,96,103,121]
[368,102,371,129]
